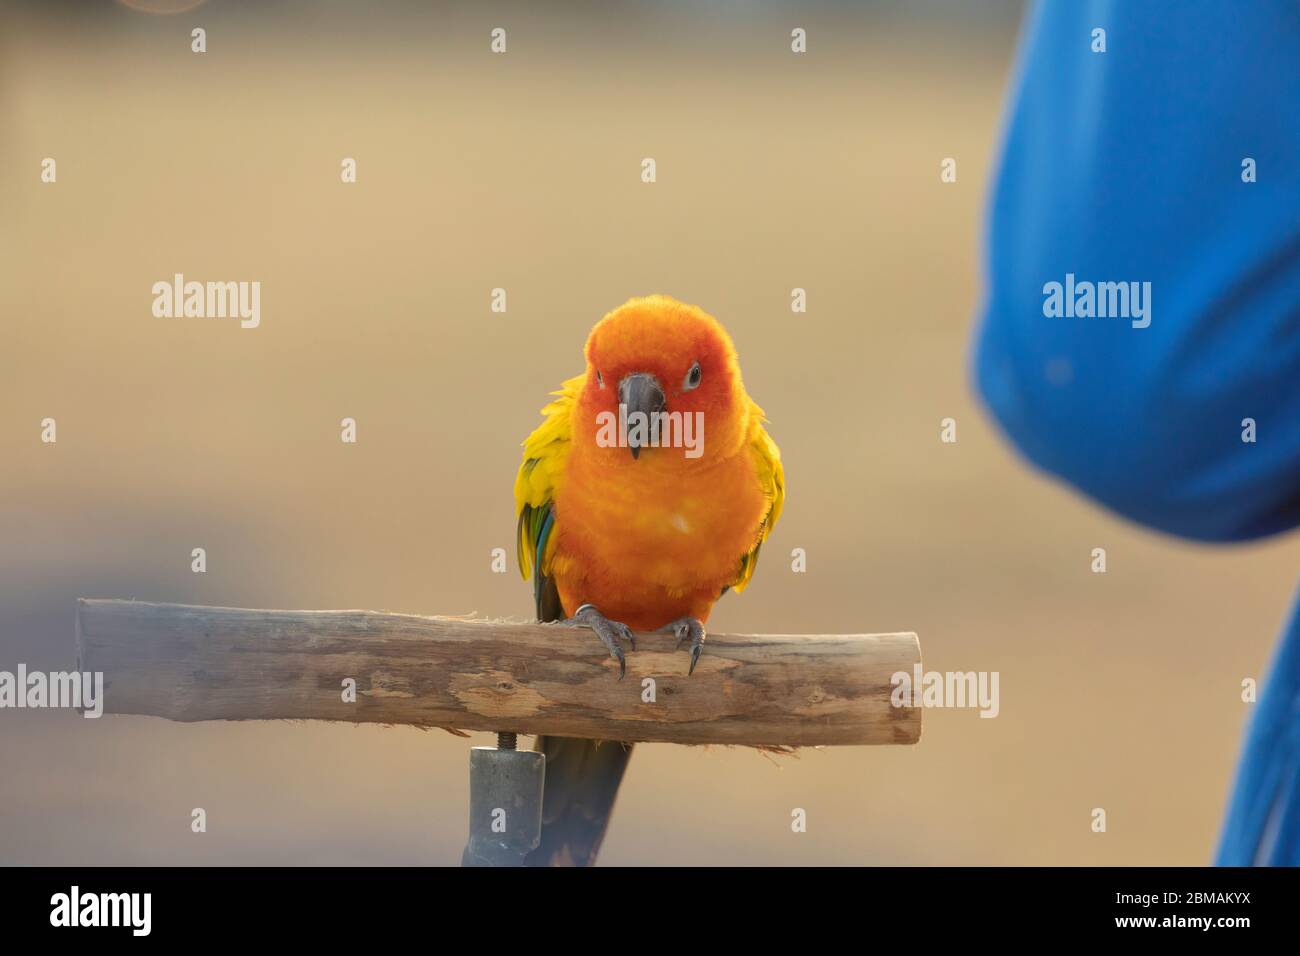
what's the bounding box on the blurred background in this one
[2,0,1295,865]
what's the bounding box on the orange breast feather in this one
[549,444,768,630]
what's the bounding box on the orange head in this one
[574,295,753,468]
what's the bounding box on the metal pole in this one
[461,732,546,866]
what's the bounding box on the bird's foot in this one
[658,617,706,675]
[563,604,636,680]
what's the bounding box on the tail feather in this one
[525,579,631,866]
[525,735,632,866]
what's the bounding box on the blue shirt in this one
[974,0,1300,864]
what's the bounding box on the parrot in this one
[514,294,785,866]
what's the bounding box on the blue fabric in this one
[973,0,1300,864]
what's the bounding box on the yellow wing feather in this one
[731,402,784,593]
[514,374,582,582]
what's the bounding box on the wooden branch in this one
[75,600,921,747]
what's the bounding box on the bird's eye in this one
[683,361,702,390]
[596,369,604,388]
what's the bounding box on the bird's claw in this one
[657,617,706,675]
[564,604,635,680]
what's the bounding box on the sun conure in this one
[514,294,784,866]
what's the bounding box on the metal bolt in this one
[462,741,544,866]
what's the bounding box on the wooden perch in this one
[75,600,922,747]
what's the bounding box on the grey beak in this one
[619,372,666,460]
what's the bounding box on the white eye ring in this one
[683,361,702,390]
